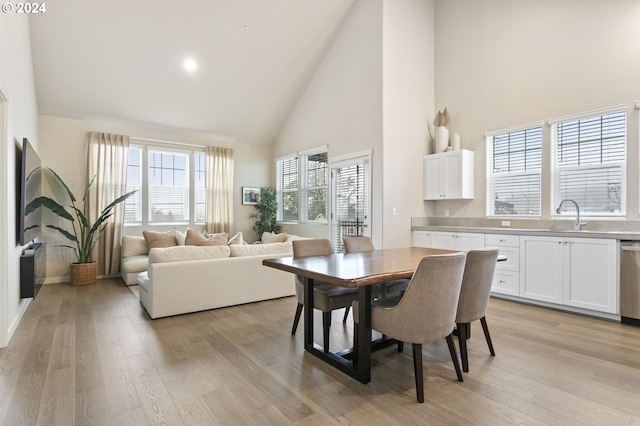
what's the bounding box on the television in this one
[19,138,42,246]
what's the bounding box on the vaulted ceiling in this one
[29,0,356,145]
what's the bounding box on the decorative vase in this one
[451,133,461,151]
[69,261,97,286]
[435,126,449,153]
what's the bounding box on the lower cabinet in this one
[520,236,617,314]
[412,230,431,248]
[485,234,520,297]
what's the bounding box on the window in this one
[276,147,328,223]
[124,142,206,226]
[551,109,626,216]
[486,125,542,216]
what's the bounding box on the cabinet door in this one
[520,236,563,304]
[442,153,463,198]
[563,238,617,314]
[455,232,485,251]
[423,156,442,200]
[430,231,457,250]
[412,231,432,248]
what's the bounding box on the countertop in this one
[411,225,640,241]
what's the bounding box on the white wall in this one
[382,0,435,247]
[274,0,385,244]
[38,115,273,281]
[0,14,39,347]
[433,0,640,220]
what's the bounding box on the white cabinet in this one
[485,234,520,296]
[430,231,484,251]
[563,237,617,314]
[412,230,431,248]
[423,150,474,200]
[520,236,617,313]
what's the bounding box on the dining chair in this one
[342,237,409,299]
[353,252,467,403]
[291,239,359,352]
[455,248,499,372]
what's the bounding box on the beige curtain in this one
[206,146,234,233]
[87,131,129,276]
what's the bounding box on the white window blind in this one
[148,149,189,222]
[276,155,298,222]
[552,110,626,216]
[124,145,142,223]
[331,159,369,253]
[301,152,328,223]
[487,126,542,216]
[194,152,206,223]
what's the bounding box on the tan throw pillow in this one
[186,229,228,246]
[143,230,177,249]
[228,231,244,245]
[262,231,287,244]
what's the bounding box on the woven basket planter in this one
[69,262,97,286]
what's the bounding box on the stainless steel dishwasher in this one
[620,241,640,326]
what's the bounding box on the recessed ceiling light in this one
[183,58,198,74]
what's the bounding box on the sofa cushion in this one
[122,255,149,273]
[284,234,311,243]
[122,235,149,257]
[228,231,244,245]
[149,245,231,263]
[230,242,292,257]
[262,232,287,244]
[186,229,228,246]
[143,229,178,249]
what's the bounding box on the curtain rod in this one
[130,136,205,149]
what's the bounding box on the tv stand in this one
[21,242,45,298]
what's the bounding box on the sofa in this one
[121,231,306,319]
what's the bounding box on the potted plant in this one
[33,168,136,285]
[250,187,282,239]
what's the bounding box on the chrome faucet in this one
[556,199,586,231]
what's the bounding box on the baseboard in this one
[7,298,31,344]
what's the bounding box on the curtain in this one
[206,146,234,233]
[87,131,129,276]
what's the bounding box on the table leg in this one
[302,277,372,384]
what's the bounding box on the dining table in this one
[262,246,462,384]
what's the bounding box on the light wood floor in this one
[1,279,640,425]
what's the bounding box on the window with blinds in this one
[302,152,328,223]
[276,155,298,222]
[124,143,206,226]
[486,126,542,216]
[552,110,626,216]
[331,159,369,253]
[124,146,142,222]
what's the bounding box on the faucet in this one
[556,199,586,231]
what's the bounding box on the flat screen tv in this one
[19,138,42,246]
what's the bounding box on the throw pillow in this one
[262,231,287,244]
[175,228,190,246]
[143,229,177,249]
[186,229,228,246]
[228,231,244,245]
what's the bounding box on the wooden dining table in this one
[262,246,461,384]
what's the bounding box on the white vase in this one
[451,133,460,151]
[435,126,449,153]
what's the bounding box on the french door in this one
[330,154,371,253]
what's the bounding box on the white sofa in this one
[134,241,297,319]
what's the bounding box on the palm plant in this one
[31,167,136,263]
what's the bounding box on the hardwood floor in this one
[1,278,640,425]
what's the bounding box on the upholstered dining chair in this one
[342,237,409,299]
[353,252,467,403]
[291,239,360,352]
[455,248,499,372]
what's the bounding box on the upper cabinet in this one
[423,150,474,200]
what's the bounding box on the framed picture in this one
[242,187,261,205]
